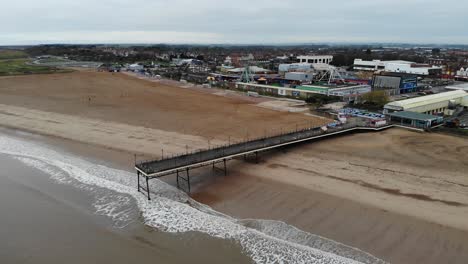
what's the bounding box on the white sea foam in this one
[0,135,385,263]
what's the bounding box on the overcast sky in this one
[1,0,467,45]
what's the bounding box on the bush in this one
[305,94,341,106]
[361,91,389,108]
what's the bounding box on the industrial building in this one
[297,55,333,64]
[354,59,442,76]
[236,82,371,102]
[372,73,418,95]
[384,90,468,115]
[386,111,444,129]
[285,72,314,82]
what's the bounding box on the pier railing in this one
[136,121,370,177]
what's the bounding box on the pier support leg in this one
[224,159,227,176]
[186,168,191,193]
[255,152,258,164]
[146,176,151,201]
[137,171,140,192]
[176,170,180,189]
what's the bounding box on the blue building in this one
[372,72,418,95]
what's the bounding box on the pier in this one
[135,123,394,200]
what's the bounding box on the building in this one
[285,72,314,82]
[372,73,418,95]
[278,62,333,75]
[279,63,313,73]
[236,82,370,102]
[446,82,468,92]
[128,63,144,71]
[427,58,448,66]
[384,90,468,115]
[227,66,270,74]
[353,59,442,76]
[224,56,232,65]
[297,55,333,64]
[386,111,444,129]
[455,67,468,81]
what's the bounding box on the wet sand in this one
[193,129,468,264]
[193,173,468,264]
[0,154,250,264]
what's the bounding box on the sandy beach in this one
[1,71,468,263]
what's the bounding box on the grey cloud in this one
[1,0,467,44]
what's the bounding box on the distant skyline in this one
[2,0,467,45]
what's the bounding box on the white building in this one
[353,59,443,76]
[227,66,270,74]
[384,90,468,115]
[455,67,468,81]
[457,68,468,76]
[279,63,332,73]
[297,55,333,64]
[128,63,144,71]
[224,56,232,65]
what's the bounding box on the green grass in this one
[0,50,28,60]
[0,59,72,76]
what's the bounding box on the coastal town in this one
[16,44,468,132]
[1,43,468,263]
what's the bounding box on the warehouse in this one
[354,59,442,76]
[386,111,443,129]
[384,90,468,115]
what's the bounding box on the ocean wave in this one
[0,135,385,264]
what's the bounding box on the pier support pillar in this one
[224,159,227,176]
[137,171,140,192]
[176,170,180,189]
[146,176,151,201]
[186,168,191,193]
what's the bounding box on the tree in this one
[361,91,389,108]
[432,48,441,55]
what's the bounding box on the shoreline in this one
[0,138,251,264]
[0,128,372,263]
[5,125,468,263]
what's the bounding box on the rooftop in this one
[387,111,442,121]
[446,83,468,91]
[385,90,468,109]
[385,60,415,65]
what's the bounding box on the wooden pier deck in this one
[135,123,394,200]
